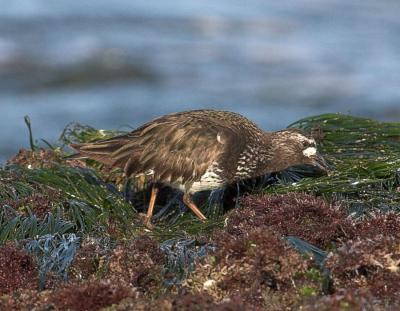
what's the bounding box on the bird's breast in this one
[188,169,224,193]
[168,162,225,193]
[233,146,260,179]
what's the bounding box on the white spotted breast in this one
[169,162,224,194]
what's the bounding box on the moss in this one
[302,289,376,311]
[299,285,318,297]
[170,293,262,311]
[6,148,65,169]
[69,237,110,281]
[185,228,319,309]
[352,212,400,239]
[103,293,262,311]
[2,190,62,218]
[50,279,138,311]
[326,235,400,305]
[236,193,352,248]
[304,268,324,282]
[104,235,165,294]
[0,243,38,294]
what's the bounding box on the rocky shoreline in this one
[1,113,400,310]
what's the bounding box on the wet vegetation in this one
[1,113,400,310]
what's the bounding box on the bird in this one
[70,109,329,229]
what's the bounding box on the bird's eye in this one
[304,141,316,148]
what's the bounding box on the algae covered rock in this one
[0,243,38,295]
[326,235,400,305]
[235,193,352,248]
[185,228,320,309]
[1,113,400,310]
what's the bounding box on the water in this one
[1,0,400,163]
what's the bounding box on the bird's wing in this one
[114,114,248,182]
[71,113,247,183]
[70,134,132,166]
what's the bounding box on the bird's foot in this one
[139,213,155,230]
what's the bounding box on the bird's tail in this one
[69,134,131,166]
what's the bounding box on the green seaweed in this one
[0,168,40,201]
[5,166,136,232]
[3,113,400,240]
[0,206,73,243]
[59,122,128,146]
[30,166,137,231]
[2,112,400,307]
[4,113,400,241]
[24,115,37,151]
[288,113,400,157]
[266,113,400,217]
[299,285,319,297]
[26,233,80,289]
[161,238,216,286]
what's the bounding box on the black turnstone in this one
[71,109,329,228]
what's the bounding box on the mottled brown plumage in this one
[71,109,328,228]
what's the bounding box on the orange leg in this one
[144,185,159,229]
[183,193,207,222]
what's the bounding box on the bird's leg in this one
[144,184,159,229]
[182,193,207,222]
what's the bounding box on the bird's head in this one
[268,129,330,174]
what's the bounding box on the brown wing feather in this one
[118,119,235,183]
[70,134,132,166]
[70,110,253,183]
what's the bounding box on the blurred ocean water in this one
[1,0,400,163]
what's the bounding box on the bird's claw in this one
[139,213,155,230]
[144,218,154,230]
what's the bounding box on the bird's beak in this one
[311,153,331,175]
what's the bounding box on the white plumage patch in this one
[190,174,222,193]
[169,162,224,193]
[303,147,317,157]
[135,169,154,177]
[190,162,223,193]
[217,133,223,143]
[289,133,316,145]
